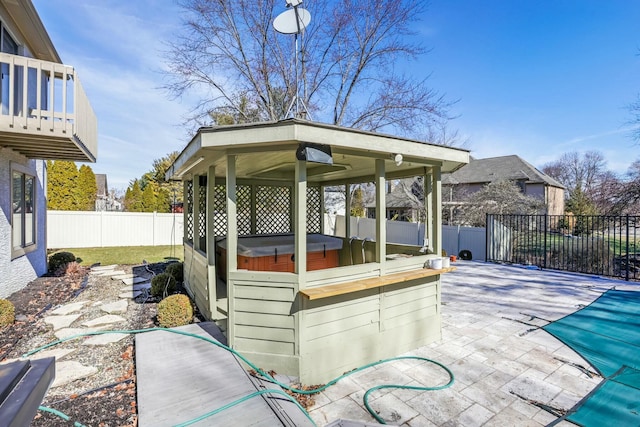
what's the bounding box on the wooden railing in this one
[0,53,97,160]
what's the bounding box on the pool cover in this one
[543,289,640,426]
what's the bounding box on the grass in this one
[49,245,182,266]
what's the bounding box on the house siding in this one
[0,147,47,298]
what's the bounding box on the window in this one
[12,166,36,255]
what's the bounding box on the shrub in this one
[49,251,76,273]
[165,262,184,284]
[157,294,193,328]
[151,273,176,298]
[0,299,15,327]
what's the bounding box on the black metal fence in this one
[486,214,640,281]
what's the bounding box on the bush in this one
[49,251,76,273]
[151,273,176,298]
[165,262,184,284]
[0,299,15,327]
[157,294,193,328]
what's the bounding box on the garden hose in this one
[28,328,454,426]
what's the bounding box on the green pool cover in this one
[543,289,640,426]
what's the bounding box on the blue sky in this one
[32,0,640,191]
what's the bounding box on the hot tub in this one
[216,234,343,278]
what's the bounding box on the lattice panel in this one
[185,180,194,242]
[198,183,207,239]
[256,185,291,234]
[212,185,227,236]
[306,186,321,233]
[237,185,252,235]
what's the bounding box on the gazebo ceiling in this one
[166,119,469,183]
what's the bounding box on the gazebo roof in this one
[166,119,469,183]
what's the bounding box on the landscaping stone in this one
[51,361,98,388]
[44,313,82,331]
[82,314,126,328]
[83,332,130,346]
[100,300,128,314]
[54,327,106,340]
[50,300,91,315]
[26,348,76,361]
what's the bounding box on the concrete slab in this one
[93,270,127,277]
[112,274,136,280]
[82,314,126,328]
[44,314,82,331]
[51,361,98,388]
[50,301,91,316]
[136,323,313,427]
[100,300,128,314]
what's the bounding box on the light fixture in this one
[394,153,403,166]
[177,156,205,178]
[296,142,333,165]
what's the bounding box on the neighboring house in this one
[365,180,424,222]
[442,155,565,218]
[95,174,121,211]
[0,0,97,298]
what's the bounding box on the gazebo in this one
[166,119,469,384]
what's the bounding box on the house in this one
[0,0,97,298]
[365,179,425,222]
[165,119,469,384]
[95,174,121,211]
[442,155,565,218]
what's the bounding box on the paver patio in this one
[308,261,637,426]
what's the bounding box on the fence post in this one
[543,215,548,269]
[626,215,630,282]
[485,213,489,262]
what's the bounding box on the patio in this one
[307,261,637,426]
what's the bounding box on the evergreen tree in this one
[156,187,171,213]
[77,165,98,211]
[141,184,157,212]
[128,180,143,212]
[47,160,80,210]
[350,186,366,217]
[123,187,134,211]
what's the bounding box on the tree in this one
[629,95,640,143]
[141,184,157,212]
[459,180,545,227]
[47,160,80,210]
[350,186,366,217]
[124,180,143,212]
[164,0,451,137]
[542,150,611,213]
[124,152,181,213]
[77,165,98,211]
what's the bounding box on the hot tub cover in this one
[217,233,343,257]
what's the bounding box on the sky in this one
[31,0,640,191]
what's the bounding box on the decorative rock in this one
[26,348,76,361]
[82,314,126,328]
[50,301,91,315]
[121,276,149,285]
[90,264,118,271]
[15,314,28,322]
[44,314,82,331]
[119,291,143,299]
[51,361,98,388]
[83,333,129,346]
[112,273,136,280]
[54,327,106,341]
[94,270,126,277]
[100,300,128,314]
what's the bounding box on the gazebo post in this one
[193,175,201,252]
[345,182,352,240]
[432,166,442,256]
[226,154,238,346]
[375,159,386,274]
[206,164,218,319]
[425,169,433,252]
[294,158,307,284]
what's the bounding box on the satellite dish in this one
[273,7,311,34]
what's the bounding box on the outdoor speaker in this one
[296,142,333,165]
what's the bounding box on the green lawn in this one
[49,245,182,266]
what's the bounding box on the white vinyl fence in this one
[47,211,183,248]
[329,215,486,260]
[48,211,486,259]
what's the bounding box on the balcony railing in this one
[0,53,97,162]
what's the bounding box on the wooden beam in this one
[299,267,456,300]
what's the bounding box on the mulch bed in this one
[0,267,156,427]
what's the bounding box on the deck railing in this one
[0,52,97,159]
